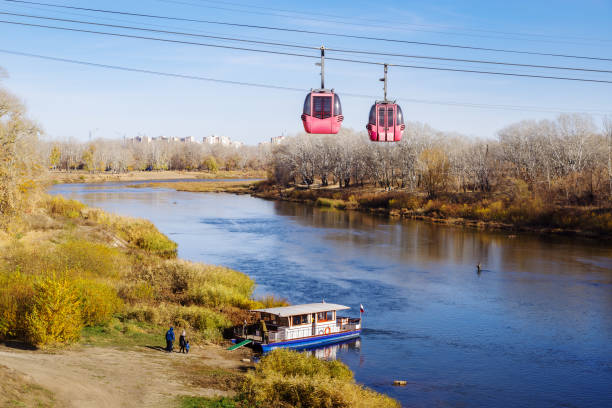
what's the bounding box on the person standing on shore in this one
[179,329,187,353]
[165,327,175,352]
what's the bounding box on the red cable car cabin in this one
[301,90,343,134]
[366,102,405,142]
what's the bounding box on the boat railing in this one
[337,316,361,331]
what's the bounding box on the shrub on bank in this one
[44,196,85,218]
[315,197,347,209]
[242,349,399,408]
[76,280,122,326]
[25,274,82,347]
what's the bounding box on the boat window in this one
[333,94,342,116]
[279,317,289,326]
[313,96,332,119]
[317,311,333,322]
[368,105,376,124]
[303,93,311,115]
[396,105,404,125]
[292,314,308,325]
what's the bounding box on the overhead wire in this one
[156,0,612,45]
[2,19,612,84]
[2,11,611,74]
[1,48,608,116]
[4,0,612,62]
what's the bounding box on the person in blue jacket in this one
[185,340,190,354]
[165,327,175,352]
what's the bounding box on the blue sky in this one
[0,0,610,144]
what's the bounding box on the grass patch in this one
[178,396,241,408]
[80,318,163,348]
[315,197,347,209]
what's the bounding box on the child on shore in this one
[185,340,190,354]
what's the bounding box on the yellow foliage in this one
[44,196,85,218]
[25,274,82,347]
[243,349,399,408]
[0,272,34,339]
[76,280,122,326]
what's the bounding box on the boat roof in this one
[251,303,350,317]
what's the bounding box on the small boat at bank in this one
[234,303,361,352]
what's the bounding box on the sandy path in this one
[0,344,250,408]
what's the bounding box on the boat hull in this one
[259,330,361,352]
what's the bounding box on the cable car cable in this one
[2,11,611,75]
[2,19,612,84]
[157,0,612,45]
[4,0,612,62]
[1,48,608,115]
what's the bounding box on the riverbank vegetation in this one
[265,116,612,236]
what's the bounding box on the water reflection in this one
[297,338,361,360]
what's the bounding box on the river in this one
[50,181,612,408]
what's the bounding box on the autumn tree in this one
[0,85,41,224]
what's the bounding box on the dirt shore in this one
[0,343,253,408]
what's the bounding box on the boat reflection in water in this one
[294,338,361,361]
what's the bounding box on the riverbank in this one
[251,183,612,238]
[132,179,612,238]
[43,169,266,184]
[128,180,259,194]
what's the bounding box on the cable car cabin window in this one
[313,96,332,119]
[396,105,404,125]
[317,311,333,322]
[369,105,376,124]
[334,94,342,116]
[292,314,308,326]
[303,94,311,115]
[378,107,386,127]
[387,108,395,127]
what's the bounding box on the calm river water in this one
[51,181,612,408]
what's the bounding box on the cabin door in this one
[312,313,317,336]
[377,105,396,142]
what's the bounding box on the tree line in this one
[43,138,271,173]
[270,114,612,205]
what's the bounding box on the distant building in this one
[203,134,231,146]
[181,136,197,143]
[270,135,286,145]
[230,141,244,148]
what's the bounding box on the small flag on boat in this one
[360,304,365,313]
